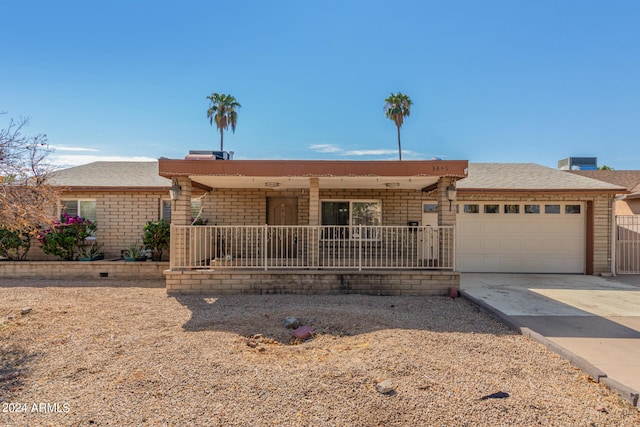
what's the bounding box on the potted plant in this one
[123,243,147,262]
[78,242,104,261]
[142,219,170,261]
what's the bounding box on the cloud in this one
[309,144,344,153]
[342,149,397,156]
[49,154,158,168]
[50,145,100,152]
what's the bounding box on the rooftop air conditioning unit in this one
[185,150,234,160]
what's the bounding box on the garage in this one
[456,201,585,273]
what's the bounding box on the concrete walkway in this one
[461,273,640,408]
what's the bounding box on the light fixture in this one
[385,182,400,188]
[169,179,181,200]
[264,182,280,188]
[446,183,457,211]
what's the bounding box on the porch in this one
[160,158,468,294]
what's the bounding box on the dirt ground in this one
[1,279,638,426]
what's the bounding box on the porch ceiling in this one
[189,175,441,190]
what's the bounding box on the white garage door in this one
[456,202,585,273]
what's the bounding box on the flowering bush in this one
[38,213,97,260]
[0,227,32,260]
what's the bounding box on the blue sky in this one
[1,1,639,169]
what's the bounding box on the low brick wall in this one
[0,261,169,280]
[165,270,459,295]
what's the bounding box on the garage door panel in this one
[457,202,585,273]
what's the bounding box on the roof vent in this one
[185,150,234,160]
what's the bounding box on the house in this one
[568,170,640,215]
[42,161,173,260]
[26,158,624,291]
[158,157,623,294]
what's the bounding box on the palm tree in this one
[206,92,241,151]
[384,92,413,160]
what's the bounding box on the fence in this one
[170,225,455,271]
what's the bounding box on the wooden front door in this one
[267,197,298,258]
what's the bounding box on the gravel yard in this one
[1,279,638,426]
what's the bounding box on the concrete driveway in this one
[461,273,640,408]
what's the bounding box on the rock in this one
[293,325,315,340]
[21,307,32,315]
[282,317,300,329]
[595,405,608,413]
[376,379,394,394]
[7,315,15,320]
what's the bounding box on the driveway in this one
[461,273,640,408]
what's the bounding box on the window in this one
[321,201,381,226]
[504,204,520,214]
[61,200,97,223]
[484,204,499,214]
[525,204,540,214]
[423,203,438,213]
[464,204,479,214]
[545,204,560,214]
[565,205,581,214]
[161,199,203,222]
[321,200,381,239]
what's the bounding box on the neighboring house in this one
[42,161,172,260]
[568,170,640,274]
[568,170,640,215]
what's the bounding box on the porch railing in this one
[170,225,455,271]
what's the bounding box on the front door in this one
[267,197,298,258]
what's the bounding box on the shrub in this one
[0,227,32,260]
[38,213,97,260]
[143,219,170,261]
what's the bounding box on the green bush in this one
[143,219,170,261]
[38,213,97,260]
[0,227,32,261]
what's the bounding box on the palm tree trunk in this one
[397,126,402,161]
[220,128,224,152]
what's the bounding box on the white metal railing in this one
[616,215,640,274]
[170,225,455,271]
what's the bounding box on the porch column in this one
[437,177,456,226]
[170,177,192,269]
[172,177,193,226]
[308,178,320,268]
[309,178,320,226]
[437,177,457,269]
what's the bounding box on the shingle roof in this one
[568,170,640,197]
[48,161,170,188]
[458,163,625,191]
